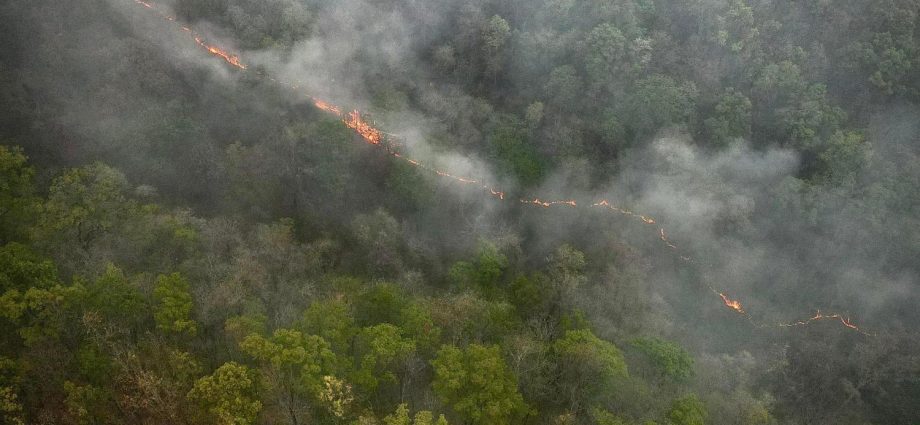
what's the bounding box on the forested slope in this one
[1,0,919,424]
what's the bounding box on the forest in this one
[1,0,919,424]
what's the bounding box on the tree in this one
[544,65,583,108]
[240,328,338,422]
[667,394,707,425]
[625,75,698,139]
[0,385,24,425]
[351,209,404,276]
[153,272,197,336]
[383,403,449,425]
[553,329,628,413]
[300,299,358,354]
[714,0,759,55]
[0,145,37,243]
[631,337,694,382]
[591,408,628,425]
[351,324,416,398]
[36,162,133,251]
[354,283,409,327]
[818,130,872,185]
[547,244,586,304]
[850,31,914,96]
[525,102,545,128]
[482,15,511,79]
[704,88,752,148]
[431,344,529,425]
[80,264,146,329]
[582,23,648,91]
[0,243,58,293]
[188,362,262,425]
[489,116,545,187]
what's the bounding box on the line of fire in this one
[132,0,872,336]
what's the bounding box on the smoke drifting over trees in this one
[1,0,919,424]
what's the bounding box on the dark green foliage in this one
[431,344,530,425]
[631,337,694,381]
[0,146,37,243]
[667,394,707,425]
[489,116,546,186]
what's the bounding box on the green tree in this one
[668,394,707,425]
[714,0,760,54]
[354,283,409,327]
[818,130,872,185]
[188,362,263,425]
[489,117,545,187]
[431,344,529,425]
[544,65,583,108]
[241,329,337,395]
[626,75,698,138]
[384,403,449,425]
[553,329,628,412]
[850,31,914,96]
[351,210,404,276]
[473,241,509,295]
[301,298,358,354]
[351,324,416,397]
[36,162,133,251]
[153,272,197,336]
[0,146,37,243]
[0,385,23,425]
[631,337,694,381]
[704,88,752,147]
[584,23,628,88]
[482,15,511,78]
[0,243,58,293]
[547,244,586,304]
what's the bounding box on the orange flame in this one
[719,293,745,314]
[313,98,343,116]
[194,36,246,69]
[345,110,386,146]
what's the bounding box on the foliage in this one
[153,272,197,336]
[667,394,707,425]
[631,337,694,381]
[0,145,37,243]
[188,362,262,425]
[431,344,530,425]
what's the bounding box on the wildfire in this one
[719,293,745,314]
[313,98,343,116]
[133,0,873,337]
[520,198,577,208]
[592,200,656,224]
[658,228,678,249]
[194,36,246,69]
[780,310,867,334]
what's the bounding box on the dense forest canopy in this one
[1,0,919,424]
